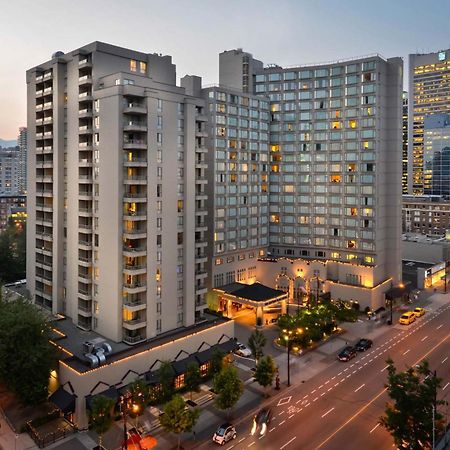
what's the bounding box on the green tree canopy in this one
[0,221,26,282]
[254,355,277,396]
[213,365,243,418]
[380,358,445,450]
[127,378,150,414]
[158,360,175,402]
[0,298,56,405]
[89,395,116,448]
[248,330,267,363]
[159,394,200,450]
[209,347,226,376]
[184,362,202,400]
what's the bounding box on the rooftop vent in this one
[52,51,65,59]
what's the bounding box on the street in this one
[202,299,450,450]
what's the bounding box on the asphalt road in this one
[205,300,450,450]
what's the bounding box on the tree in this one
[184,362,202,400]
[127,378,150,414]
[0,298,56,405]
[0,221,26,282]
[89,395,116,449]
[209,347,226,376]
[158,360,175,402]
[159,394,200,450]
[380,358,445,449]
[213,365,243,418]
[254,355,277,397]
[248,330,267,364]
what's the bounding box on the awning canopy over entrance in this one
[214,282,288,308]
[49,387,77,414]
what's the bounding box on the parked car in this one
[338,346,357,362]
[354,338,373,352]
[413,307,425,317]
[399,311,416,325]
[251,408,272,436]
[234,342,252,358]
[212,423,237,445]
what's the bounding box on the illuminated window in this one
[229,140,237,149]
[364,256,375,264]
[230,174,237,183]
[271,164,279,173]
[347,240,356,248]
[215,258,223,265]
[347,163,357,172]
[350,208,358,216]
[271,144,280,152]
[140,61,147,74]
[156,269,161,282]
[330,175,341,183]
[331,121,341,129]
[347,254,357,260]
[348,120,357,128]
[270,214,280,223]
[229,151,237,160]
[130,60,137,72]
[217,127,226,137]
[333,110,341,118]
[177,200,183,212]
[331,252,340,259]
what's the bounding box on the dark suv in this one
[251,408,272,436]
[338,346,357,362]
[355,338,373,352]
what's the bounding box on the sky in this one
[1,0,449,139]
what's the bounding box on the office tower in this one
[216,50,403,308]
[202,86,270,289]
[0,148,20,194]
[402,92,408,194]
[408,49,450,194]
[27,42,210,344]
[17,127,27,194]
[423,113,450,196]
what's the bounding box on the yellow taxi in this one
[399,311,416,325]
[413,307,425,317]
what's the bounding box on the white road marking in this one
[248,442,255,448]
[289,414,294,419]
[328,387,333,392]
[311,389,316,394]
[346,374,351,379]
[238,437,246,443]
[325,380,330,384]
[226,445,235,450]
[280,436,297,450]
[321,407,335,418]
[403,349,410,355]
[354,383,365,393]
[337,371,343,376]
[313,397,318,402]
[335,383,340,387]
[269,427,275,433]
[279,420,286,426]
[320,392,325,397]
[278,411,285,416]
[421,336,428,342]
[352,370,357,374]
[437,324,443,330]
[319,384,323,389]
[443,382,449,391]
[331,376,336,380]
[442,357,448,364]
[370,423,381,434]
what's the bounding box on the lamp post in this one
[120,392,139,450]
[283,329,293,387]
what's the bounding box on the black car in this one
[354,338,373,352]
[251,408,272,436]
[338,346,357,362]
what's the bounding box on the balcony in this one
[195,284,208,295]
[123,229,147,239]
[43,87,53,96]
[196,114,208,122]
[79,108,93,118]
[36,104,43,111]
[123,296,147,312]
[123,156,147,167]
[122,317,147,330]
[79,125,93,134]
[78,240,93,250]
[196,145,208,153]
[43,145,53,153]
[78,58,92,69]
[43,72,52,80]
[79,92,93,102]
[43,102,53,111]
[123,246,146,257]
[79,142,93,150]
[36,75,44,83]
[123,282,146,295]
[36,203,53,212]
[122,333,146,345]
[123,122,147,132]
[78,256,92,267]
[123,174,147,185]
[123,139,147,150]
[36,90,44,97]
[79,75,92,85]
[124,192,147,202]
[79,158,93,167]
[78,305,92,317]
[44,131,53,139]
[78,289,92,301]
[123,264,147,275]
[79,175,93,183]
[123,103,147,115]
[195,127,208,138]
[44,116,53,124]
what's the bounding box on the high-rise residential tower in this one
[402,92,408,194]
[0,148,20,195]
[27,42,210,344]
[17,127,27,194]
[408,49,450,194]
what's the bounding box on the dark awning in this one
[171,355,199,375]
[85,385,119,410]
[195,347,213,365]
[49,387,76,414]
[144,370,160,385]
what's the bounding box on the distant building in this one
[408,49,450,194]
[17,127,27,194]
[402,92,408,194]
[0,194,26,229]
[402,194,450,236]
[423,114,450,196]
[0,148,20,195]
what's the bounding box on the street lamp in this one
[283,329,293,387]
[120,392,139,450]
